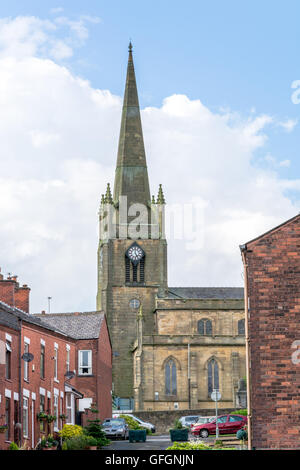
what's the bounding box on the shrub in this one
[8,442,19,450]
[167,441,211,450]
[59,424,83,440]
[167,441,236,450]
[236,429,248,441]
[119,415,141,430]
[173,419,183,429]
[63,435,91,450]
[87,436,98,447]
[84,418,110,448]
[231,409,247,416]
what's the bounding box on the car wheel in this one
[200,429,209,438]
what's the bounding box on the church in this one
[97,43,246,412]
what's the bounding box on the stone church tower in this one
[97,43,168,408]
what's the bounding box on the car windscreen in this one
[185,417,198,422]
[103,419,124,427]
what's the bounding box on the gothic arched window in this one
[207,358,219,395]
[238,319,245,335]
[197,319,212,336]
[165,359,177,395]
[125,243,145,284]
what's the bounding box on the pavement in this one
[103,434,240,451]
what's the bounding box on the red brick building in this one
[0,274,112,450]
[240,214,300,449]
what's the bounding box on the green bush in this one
[231,409,247,416]
[119,415,140,430]
[173,419,183,429]
[167,441,236,450]
[167,442,211,450]
[84,418,110,448]
[63,435,91,450]
[119,414,152,435]
[8,442,19,450]
[87,436,98,447]
[59,424,83,440]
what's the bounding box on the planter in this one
[169,429,189,442]
[129,429,146,443]
[88,446,98,450]
[0,427,7,434]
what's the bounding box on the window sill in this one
[77,374,94,377]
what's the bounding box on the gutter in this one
[240,244,252,450]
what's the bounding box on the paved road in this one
[104,434,174,451]
[104,434,239,451]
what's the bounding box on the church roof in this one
[33,311,105,340]
[165,287,244,300]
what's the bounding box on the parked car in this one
[191,414,247,438]
[190,416,215,430]
[178,415,199,429]
[102,418,129,439]
[114,413,156,433]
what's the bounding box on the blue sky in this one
[0,1,299,312]
[2,0,299,182]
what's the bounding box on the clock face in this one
[127,245,144,262]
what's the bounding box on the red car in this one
[191,414,247,438]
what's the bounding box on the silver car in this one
[102,418,129,440]
[178,415,199,429]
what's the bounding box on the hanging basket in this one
[0,426,7,434]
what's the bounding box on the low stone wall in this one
[133,408,237,434]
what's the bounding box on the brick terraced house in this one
[240,213,300,450]
[0,274,112,450]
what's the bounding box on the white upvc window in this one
[78,350,92,375]
[24,343,29,381]
[54,347,58,380]
[23,397,29,438]
[66,392,74,424]
[66,347,70,372]
[54,394,59,431]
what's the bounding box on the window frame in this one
[78,350,92,376]
[5,340,11,380]
[23,397,29,438]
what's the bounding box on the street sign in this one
[211,390,221,402]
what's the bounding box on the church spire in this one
[113,43,151,211]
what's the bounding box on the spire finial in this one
[128,41,133,52]
[104,183,113,204]
[157,184,166,204]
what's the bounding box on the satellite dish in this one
[64,370,76,380]
[22,352,34,362]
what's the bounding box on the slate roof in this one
[0,300,69,337]
[165,287,244,300]
[33,311,105,340]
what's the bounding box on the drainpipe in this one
[240,246,252,450]
[18,318,22,447]
[188,344,191,409]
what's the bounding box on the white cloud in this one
[0,15,298,313]
[278,118,298,133]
